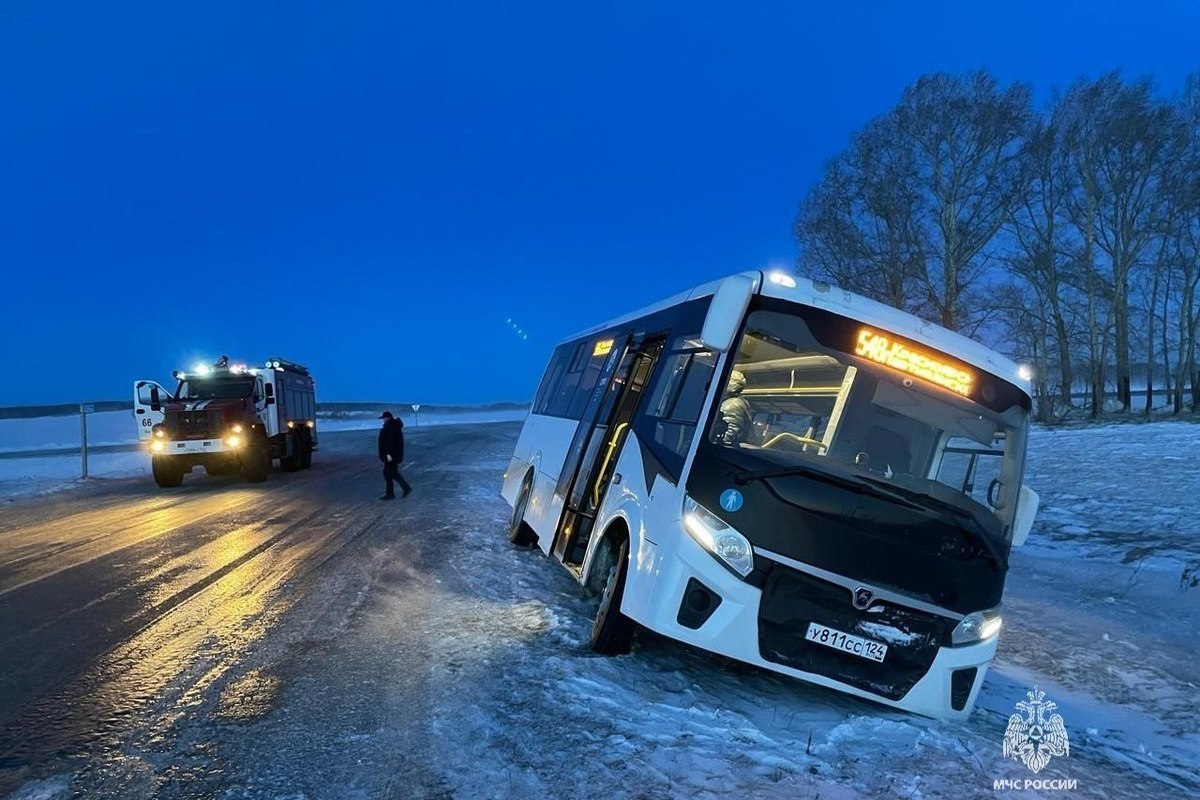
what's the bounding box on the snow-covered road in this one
[0,420,1196,799]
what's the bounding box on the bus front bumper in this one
[626,529,997,720]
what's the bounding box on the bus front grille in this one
[757,565,951,701]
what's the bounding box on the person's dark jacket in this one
[378,418,405,463]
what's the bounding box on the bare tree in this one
[1087,76,1179,412]
[895,72,1033,330]
[797,114,927,312]
[1171,74,1200,413]
[1060,78,1113,418]
[1007,101,1077,409]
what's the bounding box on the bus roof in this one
[562,271,1031,395]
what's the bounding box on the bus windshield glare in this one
[708,306,1030,539]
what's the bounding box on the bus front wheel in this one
[590,537,635,655]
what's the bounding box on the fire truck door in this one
[133,380,171,441]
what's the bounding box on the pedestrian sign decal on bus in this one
[720,489,743,513]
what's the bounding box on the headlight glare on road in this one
[951,609,1002,646]
[682,495,754,578]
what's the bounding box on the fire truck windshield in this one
[175,376,256,401]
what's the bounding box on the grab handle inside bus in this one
[700,274,757,352]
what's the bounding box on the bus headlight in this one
[682,495,754,578]
[231,423,243,433]
[151,440,165,453]
[951,609,1002,646]
[225,434,242,448]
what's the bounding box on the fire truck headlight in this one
[951,609,1002,646]
[682,495,754,578]
[225,435,242,448]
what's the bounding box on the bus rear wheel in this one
[590,537,635,655]
[508,475,537,547]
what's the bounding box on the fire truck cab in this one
[134,356,318,487]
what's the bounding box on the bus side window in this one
[533,345,572,415]
[637,349,715,478]
[544,342,589,418]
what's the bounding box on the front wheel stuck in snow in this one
[590,537,636,655]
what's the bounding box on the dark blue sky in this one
[2,1,1197,406]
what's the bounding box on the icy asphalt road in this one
[0,421,1196,799]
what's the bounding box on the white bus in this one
[501,271,1039,719]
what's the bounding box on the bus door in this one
[553,337,664,566]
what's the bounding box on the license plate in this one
[805,622,888,663]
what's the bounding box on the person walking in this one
[378,411,412,500]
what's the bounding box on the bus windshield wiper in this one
[854,476,1008,571]
[733,463,922,511]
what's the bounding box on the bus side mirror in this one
[700,274,757,353]
[1010,485,1039,547]
[150,387,161,412]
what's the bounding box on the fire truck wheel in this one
[152,457,184,488]
[299,429,313,469]
[280,432,302,472]
[243,442,271,483]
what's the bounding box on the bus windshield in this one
[175,376,256,401]
[708,305,1030,539]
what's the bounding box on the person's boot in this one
[402,486,411,498]
[380,491,395,501]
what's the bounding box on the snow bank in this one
[0,450,151,499]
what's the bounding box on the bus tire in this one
[508,474,537,547]
[152,457,184,488]
[590,536,635,655]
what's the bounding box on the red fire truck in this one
[133,357,318,487]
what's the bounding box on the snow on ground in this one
[0,408,528,499]
[0,411,136,453]
[408,420,1200,798]
[0,451,151,500]
[316,409,528,433]
[0,409,529,453]
[2,417,1196,797]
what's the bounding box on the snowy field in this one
[0,408,529,498]
[0,408,528,454]
[0,419,1197,798]
[401,421,1200,799]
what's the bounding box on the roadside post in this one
[79,403,95,479]
[411,403,421,427]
